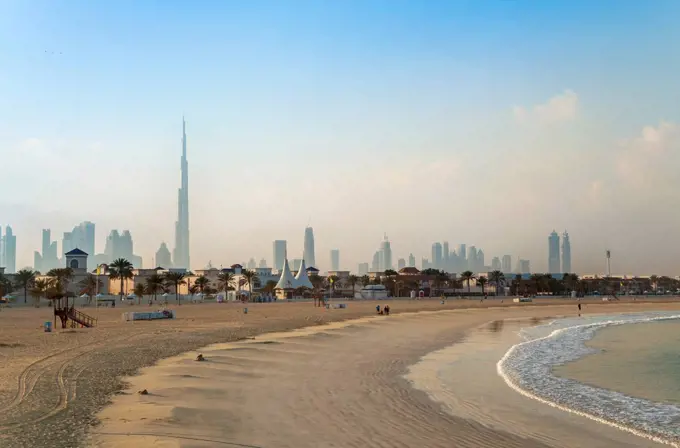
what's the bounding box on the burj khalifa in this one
[173,117,190,269]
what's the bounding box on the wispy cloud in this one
[617,121,679,188]
[513,90,579,125]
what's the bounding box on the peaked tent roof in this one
[65,248,88,256]
[275,258,296,290]
[294,258,314,289]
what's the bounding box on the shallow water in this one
[556,320,680,406]
[406,316,664,448]
[499,311,680,446]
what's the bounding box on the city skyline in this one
[2,1,680,275]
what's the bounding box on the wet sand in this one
[85,300,680,448]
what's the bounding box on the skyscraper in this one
[501,255,512,273]
[458,244,467,270]
[477,249,485,272]
[408,253,415,267]
[431,242,443,270]
[62,222,95,258]
[303,227,316,268]
[1,226,16,273]
[548,230,561,274]
[562,231,572,273]
[358,262,369,275]
[273,240,287,272]
[468,246,478,272]
[35,229,58,272]
[155,242,172,268]
[371,251,380,271]
[491,257,501,271]
[443,241,450,271]
[397,258,406,270]
[173,117,190,269]
[380,234,392,271]
[330,249,340,271]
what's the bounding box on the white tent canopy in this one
[294,258,313,289]
[275,258,296,290]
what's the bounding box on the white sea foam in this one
[497,312,680,447]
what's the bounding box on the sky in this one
[1,0,680,275]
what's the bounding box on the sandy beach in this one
[0,298,678,448]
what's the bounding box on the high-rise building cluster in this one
[369,234,392,272]
[62,221,95,259]
[548,230,572,274]
[421,241,488,273]
[34,229,59,273]
[0,225,17,273]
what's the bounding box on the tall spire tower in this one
[173,116,190,269]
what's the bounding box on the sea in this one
[498,311,680,446]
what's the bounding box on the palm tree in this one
[241,270,260,301]
[30,278,51,307]
[309,274,324,293]
[460,270,476,294]
[530,274,544,295]
[476,276,489,295]
[361,275,370,287]
[194,276,210,295]
[650,275,659,294]
[346,275,359,297]
[188,283,200,297]
[511,274,523,295]
[109,258,134,298]
[163,271,186,304]
[217,271,235,296]
[0,273,11,299]
[263,280,277,295]
[46,268,74,297]
[145,274,164,302]
[327,275,340,297]
[133,282,146,305]
[488,270,505,296]
[78,274,103,305]
[14,269,36,304]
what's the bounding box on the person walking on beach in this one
[384,305,390,315]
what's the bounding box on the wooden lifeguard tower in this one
[49,293,97,329]
[48,249,98,329]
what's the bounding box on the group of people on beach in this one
[376,304,390,315]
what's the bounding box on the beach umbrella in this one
[96,293,103,298]
[2,295,13,300]
[80,293,89,298]
[162,293,169,297]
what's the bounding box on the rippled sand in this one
[89,302,678,448]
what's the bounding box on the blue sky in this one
[2,0,679,274]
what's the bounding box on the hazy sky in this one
[2,0,679,275]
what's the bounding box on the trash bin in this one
[44,322,52,333]
[243,307,248,314]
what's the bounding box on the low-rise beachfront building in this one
[327,270,350,281]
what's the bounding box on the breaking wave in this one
[497,312,680,447]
